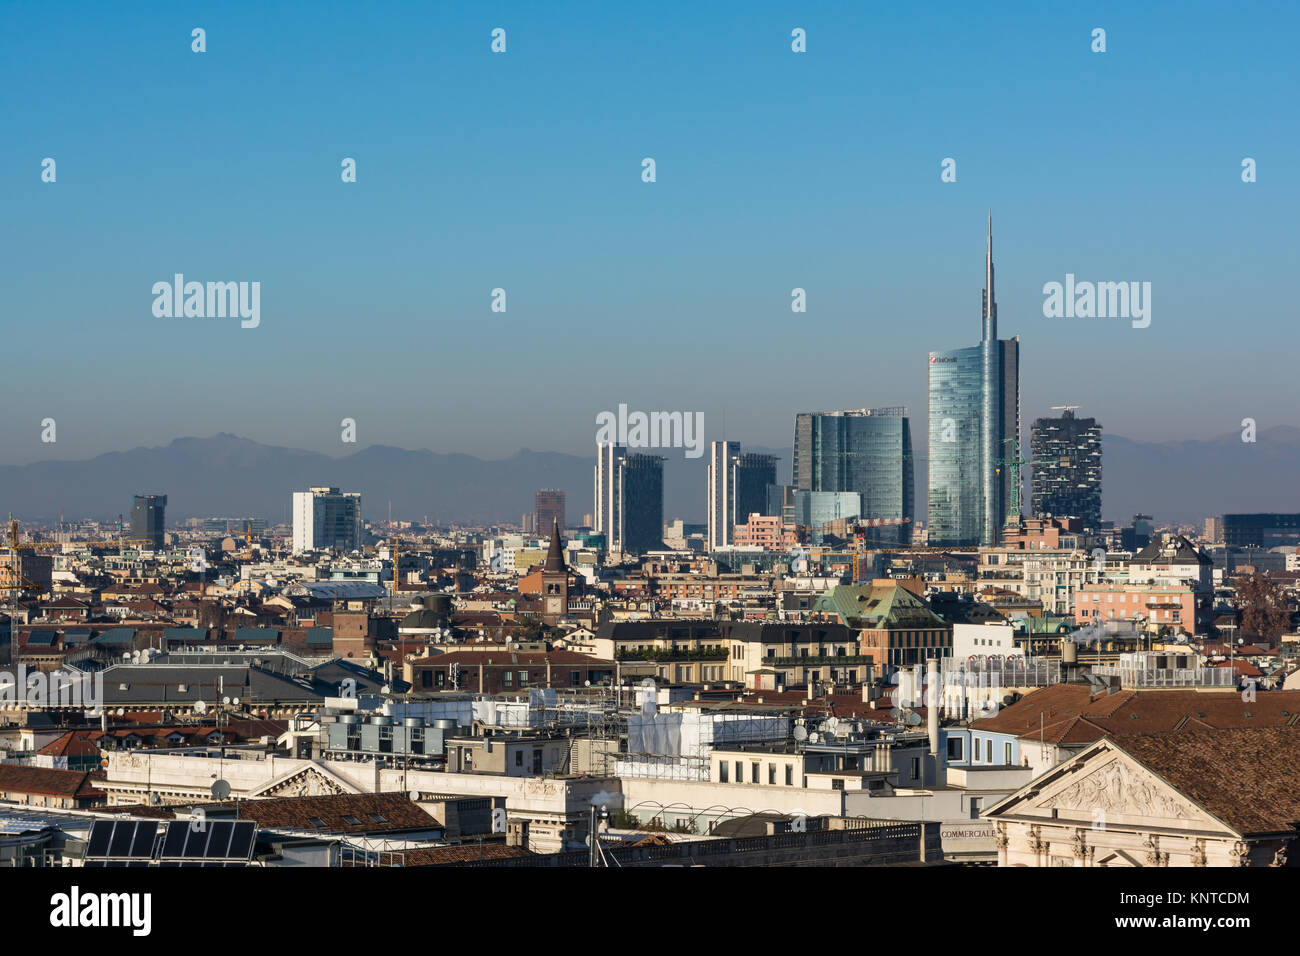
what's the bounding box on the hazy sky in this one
[3,0,1297,466]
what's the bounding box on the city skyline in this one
[4,1,1297,466]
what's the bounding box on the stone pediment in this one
[1038,757,1197,820]
[251,765,359,799]
[992,747,1230,834]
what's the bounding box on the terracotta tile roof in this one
[398,843,533,866]
[86,804,177,819]
[36,731,102,758]
[208,791,438,834]
[1115,727,1300,836]
[0,765,105,800]
[415,649,607,667]
[972,685,1300,745]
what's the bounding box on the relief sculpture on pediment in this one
[1038,759,1193,820]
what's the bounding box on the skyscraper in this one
[292,486,362,553]
[535,489,566,535]
[594,444,664,556]
[791,408,913,545]
[1030,407,1102,529]
[130,494,166,548]
[707,442,779,549]
[928,215,1021,546]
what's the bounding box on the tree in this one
[1234,572,1291,642]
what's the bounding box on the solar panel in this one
[107,822,134,857]
[182,823,210,857]
[228,822,255,859]
[84,820,160,862]
[86,821,113,857]
[130,822,159,857]
[159,820,256,862]
[208,821,235,858]
[161,821,188,858]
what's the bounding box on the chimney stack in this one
[926,657,940,757]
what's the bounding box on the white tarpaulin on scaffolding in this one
[626,712,789,757]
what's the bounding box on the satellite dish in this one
[222,696,231,706]
[408,790,420,802]
[808,732,820,743]
[211,779,232,800]
[122,652,131,661]
[907,712,923,727]
[889,708,901,720]
[194,700,208,715]
[232,697,240,707]
[148,792,162,806]
[823,717,841,735]
[793,725,808,742]
[116,708,125,716]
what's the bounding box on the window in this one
[515,751,523,767]
[502,671,513,687]
[969,797,982,820]
[768,764,776,785]
[785,765,793,786]
[751,762,760,784]
[519,670,529,685]
[910,757,921,780]
[985,740,992,763]
[308,817,326,828]
[720,762,729,783]
[1004,742,1012,765]
[735,761,742,782]
[947,737,964,761]
[570,671,581,685]
[342,815,361,826]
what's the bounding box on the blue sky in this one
[3,0,1297,465]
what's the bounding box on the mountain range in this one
[1,429,1296,528]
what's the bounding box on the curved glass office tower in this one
[927,216,1021,546]
[792,408,913,545]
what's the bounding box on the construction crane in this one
[850,518,911,584]
[3,514,45,601]
[996,437,1027,531]
[4,514,152,552]
[386,536,427,606]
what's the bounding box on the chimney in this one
[926,657,939,757]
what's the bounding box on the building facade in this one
[130,494,167,548]
[1223,513,1300,549]
[1030,408,1102,529]
[292,487,362,553]
[706,445,777,551]
[928,216,1021,547]
[792,409,913,545]
[534,489,566,535]
[593,444,664,556]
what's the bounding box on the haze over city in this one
[3,0,1297,467]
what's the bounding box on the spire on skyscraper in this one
[982,211,997,341]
